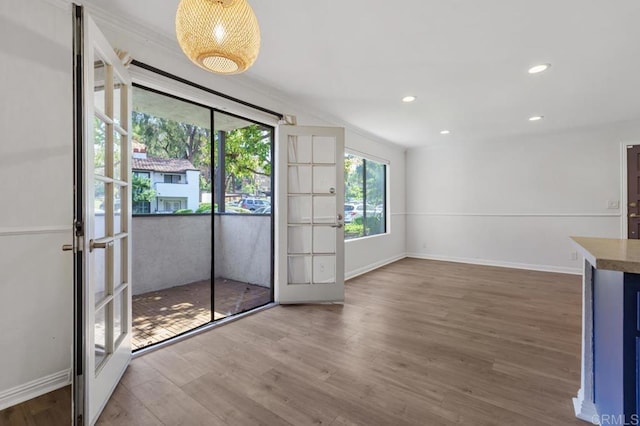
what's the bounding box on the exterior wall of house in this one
[146,169,200,213]
[0,0,73,409]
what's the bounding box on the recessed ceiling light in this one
[402,96,416,103]
[440,130,451,135]
[529,115,544,121]
[528,64,551,74]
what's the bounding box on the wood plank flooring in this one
[95,258,584,425]
[0,386,70,426]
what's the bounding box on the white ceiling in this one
[85,0,640,148]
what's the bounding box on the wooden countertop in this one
[571,236,640,273]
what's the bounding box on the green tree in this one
[132,175,155,204]
[214,124,271,194]
[344,154,363,202]
[132,111,211,190]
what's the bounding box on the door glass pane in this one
[288,226,311,254]
[94,180,106,235]
[288,166,312,193]
[94,56,106,114]
[94,247,107,303]
[313,166,336,194]
[113,185,122,235]
[313,226,336,254]
[113,239,122,288]
[114,290,124,345]
[313,196,336,224]
[94,118,106,176]
[95,306,107,370]
[288,256,311,284]
[113,76,123,126]
[113,130,122,180]
[312,136,336,163]
[288,135,312,163]
[313,256,336,284]
[288,196,312,223]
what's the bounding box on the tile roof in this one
[132,156,198,173]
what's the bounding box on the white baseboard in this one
[0,369,71,411]
[573,389,598,424]
[346,253,407,280]
[406,253,582,275]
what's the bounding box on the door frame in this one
[620,141,640,239]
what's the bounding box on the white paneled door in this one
[277,126,345,303]
[73,7,132,425]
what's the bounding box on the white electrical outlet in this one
[607,200,620,209]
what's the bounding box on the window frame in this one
[344,151,389,241]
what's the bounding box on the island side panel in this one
[594,269,625,418]
[623,273,640,420]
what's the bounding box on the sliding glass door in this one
[129,86,274,350]
[212,111,274,319]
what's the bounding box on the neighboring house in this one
[132,142,200,214]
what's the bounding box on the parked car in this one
[352,204,375,220]
[225,205,251,214]
[254,206,271,215]
[238,198,270,211]
[344,204,357,223]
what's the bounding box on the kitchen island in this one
[571,237,640,424]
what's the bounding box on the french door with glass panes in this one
[277,126,345,303]
[73,7,132,425]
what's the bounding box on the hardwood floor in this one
[0,386,70,426]
[95,258,584,425]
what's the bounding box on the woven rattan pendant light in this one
[176,0,260,75]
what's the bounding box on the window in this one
[162,199,182,212]
[344,153,387,240]
[132,201,150,214]
[164,174,181,183]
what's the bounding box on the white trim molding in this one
[0,225,72,237]
[407,253,581,275]
[346,254,407,280]
[406,212,620,218]
[0,369,71,411]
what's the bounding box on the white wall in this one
[0,0,73,408]
[406,120,640,273]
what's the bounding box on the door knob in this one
[62,244,73,252]
[90,239,113,252]
[331,223,343,228]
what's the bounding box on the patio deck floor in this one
[131,278,272,350]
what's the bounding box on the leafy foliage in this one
[132,111,211,191]
[132,175,155,203]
